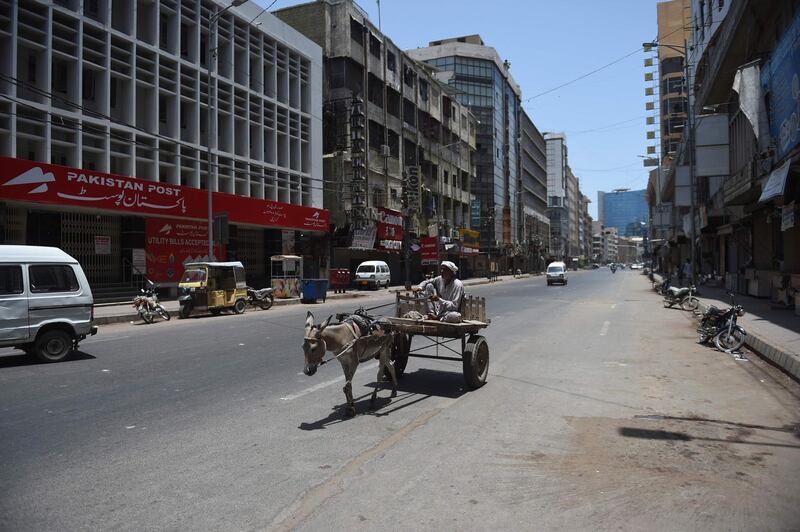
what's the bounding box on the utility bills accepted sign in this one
[0,157,330,232]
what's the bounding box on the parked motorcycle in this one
[246,286,274,310]
[610,264,617,273]
[662,284,699,311]
[655,277,671,296]
[697,291,746,352]
[132,284,171,323]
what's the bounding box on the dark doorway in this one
[27,211,61,247]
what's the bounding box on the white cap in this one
[440,260,458,273]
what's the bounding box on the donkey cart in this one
[386,292,490,390]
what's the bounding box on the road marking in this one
[280,361,378,401]
[610,304,617,309]
[600,321,610,336]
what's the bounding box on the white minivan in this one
[354,260,391,289]
[546,261,568,286]
[0,246,97,362]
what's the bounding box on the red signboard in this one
[376,208,403,251]
[0,157,329,231]
[145,218,226,282]
[420,236,439,265]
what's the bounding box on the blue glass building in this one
[598,189,649,237]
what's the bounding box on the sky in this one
[265,0,663,219]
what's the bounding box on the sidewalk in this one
[651,272,800,381]
[94,273,536,325]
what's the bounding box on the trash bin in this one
[301,279,329,303]
[329,268,350,294]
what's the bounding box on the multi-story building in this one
[656,0,691,165]
[519,109,549,272]
[592,221,619,263]
[0,0,325,291]
[544,133,569,260]
[566,167,580,259]
[598,189,649,237]
[675,0,800,299]
[407,35,521,266]
[580,193,592,261]
[275,0,477,280]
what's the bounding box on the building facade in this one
[275,0,478,281]
[545,133,569,260]
[519,109,549,272]
[598,189,649,237]
[0,0,325,290]
[407,35,521,266]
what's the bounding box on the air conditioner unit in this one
[381,144,391,158]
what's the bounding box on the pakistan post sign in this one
[762,10,800,160]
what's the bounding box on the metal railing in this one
[122,257,151,292]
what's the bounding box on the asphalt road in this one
[2,270,799,531]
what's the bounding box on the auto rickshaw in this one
[178,261,248,318]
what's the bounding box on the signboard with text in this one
[0,157,329,232]
[376,208,403,251]
[762,10,800,160]
[420,236,439,265]
[145,218,226,282]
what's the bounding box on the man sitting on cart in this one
[413,261,464,323]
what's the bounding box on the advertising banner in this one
[762,11,800,160]
[459,228,480,249]
[351,225,376,249]
[377,208,403,251]
[420,236,439,265]
[145,218,225,282]
[0,157,329,232]
[470,199,481,229]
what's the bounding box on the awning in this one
[759,159,792,203]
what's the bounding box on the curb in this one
[93,291,370,326]
[650,274,800,382]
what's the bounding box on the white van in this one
[0,245,97,362]
[546,261,568,286]
[354,260,391,289]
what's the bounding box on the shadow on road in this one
[0,350,96,369]
[618,426,800,449]
[297,368,467,430]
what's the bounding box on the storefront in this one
[0,157,329,290]
[330,208,405,285]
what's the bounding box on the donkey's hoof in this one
[345,406,356,417]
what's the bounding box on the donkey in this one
[303,311,398,417]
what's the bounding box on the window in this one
[110,77,117,108]
[419,79,428,102]
[386,51,396,73]
[329,57,346,89]
[160,14,169,48]
[29,265,79,293]
[86,0,99,16]
[180,24,189,57]
[350,18,364,46]
[27,55,37,83]
[0,266,23,295]
[369,33,381,58]
[159,95,167,123]
[52,61,68,94]
[82,70,95,100]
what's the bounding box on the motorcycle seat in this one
[705,305,723,315]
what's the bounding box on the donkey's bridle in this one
[305,321,360,367]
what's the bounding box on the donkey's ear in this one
[305,311,315,331]
[318,314,333,332]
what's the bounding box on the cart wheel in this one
[386,333,410,379]
[463,335,489,390]
[233,299,246,314]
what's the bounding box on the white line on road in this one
[610,304,617,309]
[600,321,610,336]
[280,361,378,401]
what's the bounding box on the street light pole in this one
[206,0,246,259]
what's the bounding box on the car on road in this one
[546,261,568,286]
[0,245,97,362]
[354,260,391,289]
